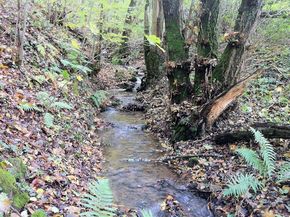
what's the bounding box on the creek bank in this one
[138,69,289,216]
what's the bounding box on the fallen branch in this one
[201,69,263,129]
[215,122,290,145]
[161,153,223,162]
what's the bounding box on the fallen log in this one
[215,122,290,145]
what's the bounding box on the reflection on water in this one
[99,90,213,217]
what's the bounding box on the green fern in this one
[236,148,264,174]
[223,173,262,197]
[277,162,290,183]
[141,209,154,217]
[37,91,54,107]
[18,102,42,112]
[250,128,276,176]
[91,91,108,108]
[51,101,73,110]
[80,178,116,217]
[44,113,54,128]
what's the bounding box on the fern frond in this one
[44,113,54,128]
[141,209,154,217]
[236,148,264,174]
[80,179,116,217]
[250,128,276,176]
[51,101,73,110]
[37,91,55,107]
[223,173,262,197]
[277,162,290,183]
[91,91,108,108]
[18,102,42,112]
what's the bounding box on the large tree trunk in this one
[193,0,220,98]
[212,0,263,90]
[143,0,165,89]
[170,0,262,142]
[162,0,192,104]
[196,0,219,58]
[119,0,137,56]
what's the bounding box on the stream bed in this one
[99,89,213,217]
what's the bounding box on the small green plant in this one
[37,91,72,110]
[223,128,277,197]
[91,90,108,108]
[223,173,261,197]
[44,113,54,128]
[80,178,116,217]
[12,192,29,209]
[18,102,42,112]
[31,209,47,217]
[36,91,72,128]
[277,162,290,183]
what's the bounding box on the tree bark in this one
[91,3,103,75]
[119,0,137,56]
[196,0,219,58]
[212,0,263,90]
[162,0,192,104]
[193,0,220,97]
[143,0,165,89]
[16,0,28,67]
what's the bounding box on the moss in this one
[0,168,17,193]
[32,209,47,217]
[13,192,30,209]
[166,22,188,61]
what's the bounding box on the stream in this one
[99,84,213,216]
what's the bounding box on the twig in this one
[161,153,223,162]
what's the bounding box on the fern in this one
[277,162,290,183]
[80,179,116,217]
[236,148,264,174]
[51,101,73,110]
[44,113,54,128]
[91,91,108,108]
[251,128,276,176]
[18,102,42,112]
[141,209,154,217]
[37,91,73,110]
[223,173,262,197]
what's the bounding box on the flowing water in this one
[99,88,213,217]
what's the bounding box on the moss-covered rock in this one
[13,192,30,209]
[0,168,17,193]
[31,209,47,217]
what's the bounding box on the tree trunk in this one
[162,0,192,104]
[193,0,220,98]
[16,0,28,67]
[119,0,137,56]
[196,0,219,58]
[143,0,165,89]
[91,3,103,75]
[212,0,263,90]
